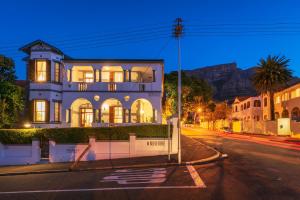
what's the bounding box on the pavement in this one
[1,128,299,200]
[0,135,220,176]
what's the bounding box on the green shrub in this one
[0,125,169,144]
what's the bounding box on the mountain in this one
[184,63,258,101]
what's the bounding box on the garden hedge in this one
[0,125,170,144]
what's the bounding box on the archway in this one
[291,107,300,121]
[131,99,153,123]
[70,98,93,127]
[281,109,289,118]
[101,99,123,123]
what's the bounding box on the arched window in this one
[281,110,289,118]
[131,99,154,123]
[291,107,300,121]
[254,100,261,107]
[101,99,123,123]
[70,98,93,127]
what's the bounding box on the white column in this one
[31,139,40,164]
[49,140,56,163]
[171,117,179,154]
[129,133,136,157]
[88,136,96,161]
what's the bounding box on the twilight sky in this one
[1,0,300,79]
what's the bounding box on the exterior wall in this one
[0,140,40,166]
[231,96,263,133]
[26,44,163,128]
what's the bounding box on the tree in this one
[0,55,24,128]
[252,55,292,120]
[163,71,212,122]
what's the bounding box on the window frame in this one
[54,62,60,83]
[34,100,46,122]
[35,60,47,82]
[54,101,61,122]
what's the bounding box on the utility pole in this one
[173,18,183,164]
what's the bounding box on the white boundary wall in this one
[49,118,179,163]
[0,140,40,166]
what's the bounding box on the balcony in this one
[63,82,160,92]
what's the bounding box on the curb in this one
[0,139,225,177]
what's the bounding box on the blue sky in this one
[1,0,300,79]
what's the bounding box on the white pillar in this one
[88,136,96,161]
[171,117,179,154]
[129,133,136,157]
[49,140,56,163]
[31,139,40,164]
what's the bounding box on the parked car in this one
[221,127,232,134]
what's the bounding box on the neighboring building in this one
[274,82,300,121]
[231,96,263,133]
[20,40,163,128]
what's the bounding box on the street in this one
[0,127,300,200]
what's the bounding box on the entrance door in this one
[80,108,93,127]
[108,106,123,123]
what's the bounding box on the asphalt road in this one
[0,127,299,200]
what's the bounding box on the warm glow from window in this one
[275,96,281,104]
[35,100,46,122]
[114,72,123,82]
[84,72,94,82]
[36,61,47,82]
[101,71,110,82]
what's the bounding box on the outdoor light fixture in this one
[124,96,130,101]
[24,123,31,128]
[94,95,100,101]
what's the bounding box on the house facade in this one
[231,96,263,133]
[21,40,163,128]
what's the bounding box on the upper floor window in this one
[36,60,47,82]
[54,62,60,82]
[84,72,94,82]
[101,71,123,82]
[254,100,261,107]
[34,100,46,122]
[275,96,281,104]
[246,101,250,108]
[264,98,268,107]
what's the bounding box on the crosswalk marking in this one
[186,165,206,188]
[101,168,167,185]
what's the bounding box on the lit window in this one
[131,71,140,82]
[54,63,60,82]
[67,69,71,82]
[36,60,47,82]
[114,72,123,82]
[54,102,61,122]
[101,71,110,82]
[275,96,281,104]
[296,88,300,98]
[84,72,94,82]
[35,100,46,122]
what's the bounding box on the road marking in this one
[0,186,204,195]
[101,168,167,185]
[186,165,206,188]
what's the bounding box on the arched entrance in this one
[71,98,93,127]
[131,99,153,123]
[101,99,123,123]
[291,107,300,121]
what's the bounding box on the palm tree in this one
[252,55,292,120]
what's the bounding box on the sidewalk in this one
[0,135,220,176]
[222,132,300,145]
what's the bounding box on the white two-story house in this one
[20,40,163,128]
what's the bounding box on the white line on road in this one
[0,186,204,195]
[186,165,207,188]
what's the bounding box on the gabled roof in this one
[19,39,64,55]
